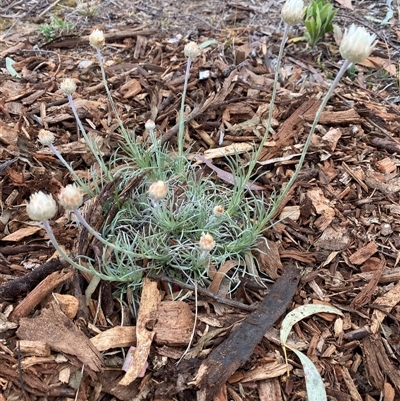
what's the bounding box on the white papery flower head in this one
[27,191,57,221]
[145,119,156,132]
[60,78,77,95]
[199,232,216,252]
[340,24,376,64]
[38,129,55,146]
[184,42,200,59]
[148,181,168,202]
[89,28,105,48]
[58,184,84,210]
[281,0,304,26]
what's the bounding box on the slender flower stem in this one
[244,23,290,183]
[147,126,164,178]
[73,208,105,242]
[48,143,94,196]
[43,219,128,281]
[42,219,92,274]
[72,208,145,257]
[266,59,351,220]
[177,57,193,173]
[95,47,126,135]
[66,93,112,180]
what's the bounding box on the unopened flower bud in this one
[89,28,105,48]
[213,205,224,217]
[145,119,156,132]
[339,24,376,64]
[199,232,216,252]
[60,78,77,95]
[281,0,304,26]
[27,191,57,221]
[58,184,84,210]
[38,129,55,145]
[184,42,200,59]
[148,181,168,202]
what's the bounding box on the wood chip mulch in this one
[0,15,400,401]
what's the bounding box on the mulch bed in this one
[1,3,400,400]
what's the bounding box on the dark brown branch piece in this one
[149,273,256,312]
[194,264,300,401]
[0,259,63,301]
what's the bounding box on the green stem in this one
[266,59,351,220]
[67,93,112,181]
[42,219,126,281]
[73,208,149,258]
[177,57,193,173]
[244,23,290,183]
[43,219,92,274]
[95,47,127,135]
[48,143,94,196]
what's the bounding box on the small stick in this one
[149,273,256,312]
[38,0,63,18]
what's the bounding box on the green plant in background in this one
[37,15,75,42]
[346,63,356,78]
[304,0,337,47]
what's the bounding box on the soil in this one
[1,0,400,400]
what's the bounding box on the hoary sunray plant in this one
[27,3,377,398]
[28,2,376,298]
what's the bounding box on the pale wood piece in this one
[303,107,362,125]
[20,355,55,369]
[375,157,396,174]
[18,340,50,357]
[17,303,103,377]
[258,378,283,401]
[339,366,363,401]
[383,382,395,401]
[91,326,137,351]
[371,280,400,334]
[254,239,282,280]
[118,279,160,386]
[10,270,74,322]
[53,293,79,319]
[342,162,368,191]
[349,242,378,265]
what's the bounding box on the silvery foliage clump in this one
[55,30,276,292]
[102,124,274,290]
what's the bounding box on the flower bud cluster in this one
[27,184,84,222]
[213,205,224,218]
[145,119,156,133]
[27,191,58,221]
[58,184,84,210]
